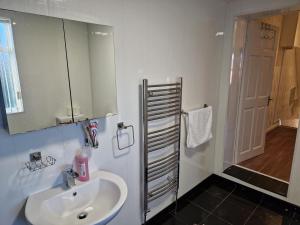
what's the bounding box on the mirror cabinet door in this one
[0,10,72,134]
[0,10,118,134]
[63,20,117,121]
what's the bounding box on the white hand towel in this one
[185,106,212,148]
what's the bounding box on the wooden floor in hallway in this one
[238,126,297,182]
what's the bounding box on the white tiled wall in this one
[0,0,227,224]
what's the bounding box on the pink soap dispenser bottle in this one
[75,139,90,182]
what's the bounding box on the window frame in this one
[0,17,23,114]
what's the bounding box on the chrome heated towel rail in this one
[142,78,182,223]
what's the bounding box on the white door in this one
[236,20,279,163]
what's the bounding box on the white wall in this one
[215,0,300,202]
[0,0,227,224]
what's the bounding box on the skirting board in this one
[266,121,279,133]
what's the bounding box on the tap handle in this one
[64,167,78,178]
[72,171,79,178]
[64,166,73,174]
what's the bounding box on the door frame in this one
[214,2,300,205]
[232,18,247,164]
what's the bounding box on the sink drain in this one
[77,212,88,220]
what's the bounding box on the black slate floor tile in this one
[203,175,236,191]
[290,220,300,225]
[202,215,232,225]
[224,166,254,182]
[172,200,209,224]
[204,178,237,200]
[187,190,224,212]
[146,212,186,225]
[231,185,264,204]
[208,175,237,193]
[205,184,233,200]
[213,193,257,225]
[291,209,300,221]
[247,173,288,196]
[224,166,288,196]
[159,216,187,225]
[147,175,300,225]
[245,206,285,225]
[261,195,293,217]
[278,183,289,196]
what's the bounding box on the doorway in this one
[223,10,300,196]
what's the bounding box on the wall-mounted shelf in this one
[24,152,56,172]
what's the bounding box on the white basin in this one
[25,170,127,225]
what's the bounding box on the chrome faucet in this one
[63,167,79,188]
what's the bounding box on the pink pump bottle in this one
[75,139,90,182]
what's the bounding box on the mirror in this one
[0,10,71,134]
[63,20,117,122]
[0,9,117,134]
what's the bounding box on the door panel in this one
[253,106,266,149]
[245,56,260,99]
[240,108,255,154]
[258,56,273,97]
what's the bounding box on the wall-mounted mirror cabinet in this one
[0,9,117,134]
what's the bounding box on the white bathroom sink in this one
[25,170,127,225]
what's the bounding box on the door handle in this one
[267,96,273,106]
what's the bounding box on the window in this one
[0,18,23,114]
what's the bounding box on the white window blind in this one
[0,18,23,114]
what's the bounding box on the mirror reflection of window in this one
[0,18,23,114]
